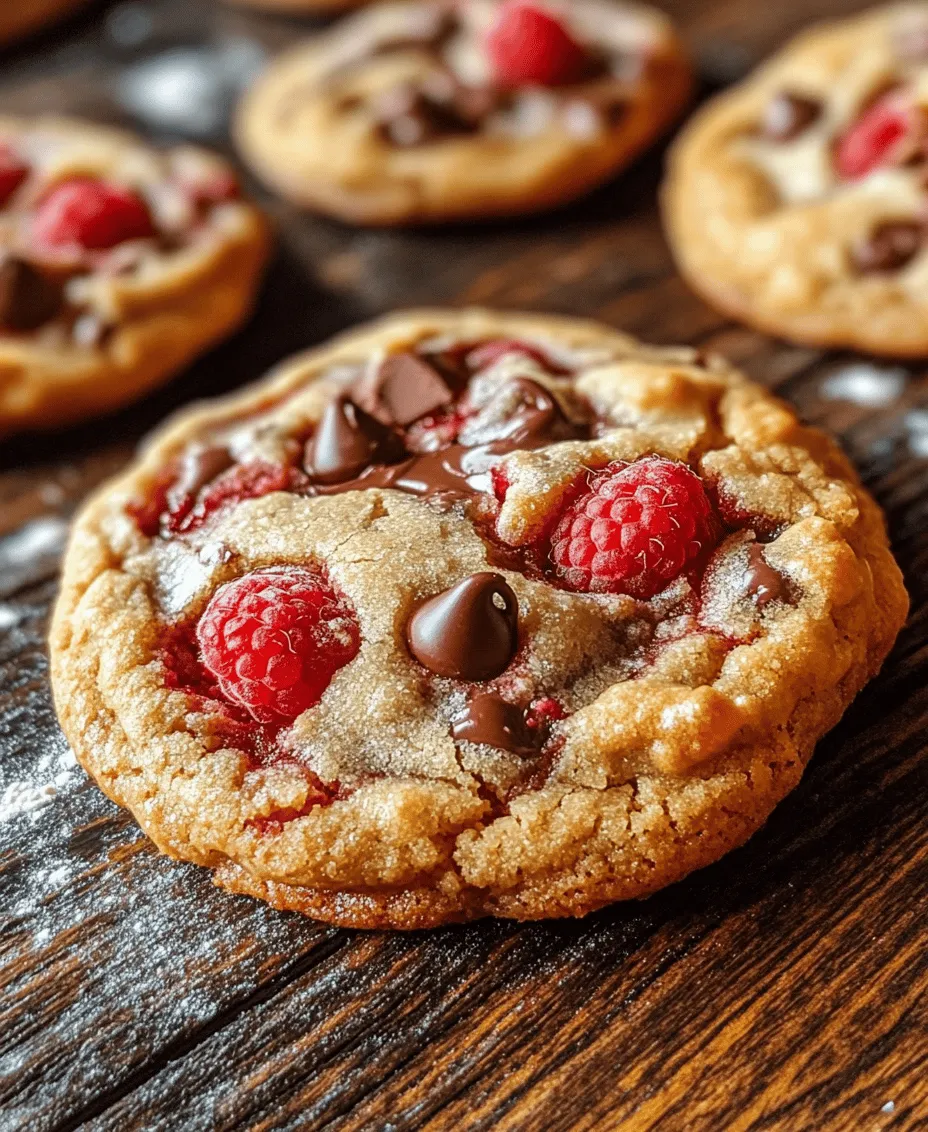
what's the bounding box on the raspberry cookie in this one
[50,309,907,929]
[664,3,928,356]
[0,0,86,45]
[0,117,269,436]
[235,0,691,224]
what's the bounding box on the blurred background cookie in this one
[663,3,928,356]
[236,0,692,225]
[0,116,269,435]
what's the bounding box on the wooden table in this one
[1,1,926,1128]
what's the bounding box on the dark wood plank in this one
[0,2,925,1130]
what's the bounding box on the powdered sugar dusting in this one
[0,744,81,825]
[821,364,907,408]
[0,604,23,630]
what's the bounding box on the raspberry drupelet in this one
[197,568,361,724]
[549,456,718,598]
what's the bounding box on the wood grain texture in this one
[0,1,925,1129]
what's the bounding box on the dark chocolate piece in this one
[406,572,518,681]
[743,543,790,609]
[0,257,64,332]
[762,91,822,141]
[852,220,924,273]
[167,444,235,513]
[305,395,406,484]
[352,352,458,427]
[451,692,540,756]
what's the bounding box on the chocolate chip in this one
[743,543,792,609]
[852,220,924,273]
[373,74,494,147]
[762,91,822,142]
[0,257,64,332]
[304,394,406,484]
[352,352,458,427]
[167,443,235,513]
[451,692,540,756]
[406,573,519,681]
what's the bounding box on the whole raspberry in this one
[197,568,361,724]
[0,146,29,208]
[32,177,156,255]
[550,457,717,598]
[485,1,590,88]
[835,91,918,180]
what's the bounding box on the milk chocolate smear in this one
[406,572,518,681]
[451,692,541,756]
[304,394,406,484]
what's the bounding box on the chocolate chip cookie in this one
[0,116,269,436]
[50,309,907,928]
[235,0,691,225]
[664,3,928,355]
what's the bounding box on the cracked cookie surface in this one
[235,0,691,225]
[664,2,928,355]
[0,117,269,436]
[50,309,907,928]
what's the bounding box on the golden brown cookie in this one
[0,117,269,436]
[664,3,928,356]
[0,0,86,45]
[235,0,691,225]
[50,309,907,928]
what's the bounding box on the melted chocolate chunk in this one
[374,77,491,147]
[488,378,566,443]
[743,544,790,609]
[167,443,235,513]
[406,572,518,681]
[308,377,586,508]
[853,221,924,273]
[451,692,540,756]
[305,394,406,484]
[352,351,460,428]
[0,257,64,332]
[762,91,822,142]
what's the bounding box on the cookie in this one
[0,0,86,45]
[49,309,907,928]
[235,0,692,225]
[664,3,928,356]
[223,0,366,11]
[0,117,269,436]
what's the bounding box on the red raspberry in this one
[197,567,361,724]
[549,457,717,598]
[0,146,29,207]
[485,2,590,88]
[32,177,156,255]
[835,90,918,180]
